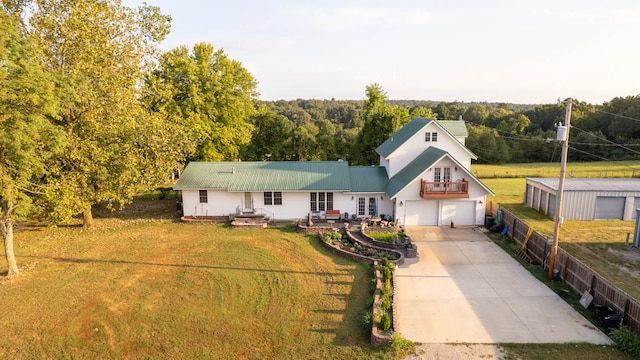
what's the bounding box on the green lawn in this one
[0,202,408,359]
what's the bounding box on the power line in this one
[571,125,640,156]
[567,146,610,162]
[596,109,640,123]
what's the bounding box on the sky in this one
[123,0,640,104]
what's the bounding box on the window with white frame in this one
[433,168,441,183]
[264,192,283,206]
[443,167,451,182]
[264,192,273,205]
[199,190,208,203]
[311,192,333,211]
[425,132,438,142]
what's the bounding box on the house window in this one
[199,190,208,203]
[434,168,441,183]
[310,192,333,212]
[425,132,437,142]
[264,192,283,206]
[443,167,451,182]
[318,192,325,211]
[358,197,366,216]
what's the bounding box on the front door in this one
[244,192,253,210]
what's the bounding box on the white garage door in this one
[404,200,438,226]
[442,200,476,226]
[595,197,625,220]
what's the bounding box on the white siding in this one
[385,122,473,177]
[392,165,487,226]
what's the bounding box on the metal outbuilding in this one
[524,178,640,221]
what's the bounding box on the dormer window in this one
[425,132,437,142]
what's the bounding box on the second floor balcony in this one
[420,179,469,199]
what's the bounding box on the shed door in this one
[594,197,625,220]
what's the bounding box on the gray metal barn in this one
[524,178,640,221]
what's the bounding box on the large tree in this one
[23,0,173,227]
[352,84,409,165]
[0,9,64,276]
[145,42,259,162]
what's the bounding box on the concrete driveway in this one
[395,226,612,344]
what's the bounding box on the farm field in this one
[0,201,405,359]
[472,160,640,179]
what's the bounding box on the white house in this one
[173,117,494,226]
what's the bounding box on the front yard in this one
[0,206,407,359]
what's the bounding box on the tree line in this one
[257,97,640,165]
[1,0,639,277]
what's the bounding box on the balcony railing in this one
[420,180,469,199]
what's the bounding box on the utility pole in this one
[548,98,572,280]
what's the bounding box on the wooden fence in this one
[500,208,640,333]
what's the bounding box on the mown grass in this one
[0,201,409,359]
[471,160,640,179]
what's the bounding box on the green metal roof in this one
[174,161,352,191]
[386,147,447,198]
[438,120,468,137]
[349,166,388,192]
[376,117,433,158]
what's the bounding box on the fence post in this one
[624,298,631,326]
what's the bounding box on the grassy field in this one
[472,160,640,179]
[0,200,409,359]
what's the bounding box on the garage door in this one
[442,200,476,226]
[404,200,438,226]
[595,197,625,220]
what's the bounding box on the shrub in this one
[361,310,373,329]
[381,296,391,311]
[381,257,390,267]
[381,267,391,283]
[379,313,391,331]
[388,335,415,358]
[610,326,640,357]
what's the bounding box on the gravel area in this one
[406,344,506,360]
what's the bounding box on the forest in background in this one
[250,96,640,165]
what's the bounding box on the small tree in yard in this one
[0,9,65,277]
